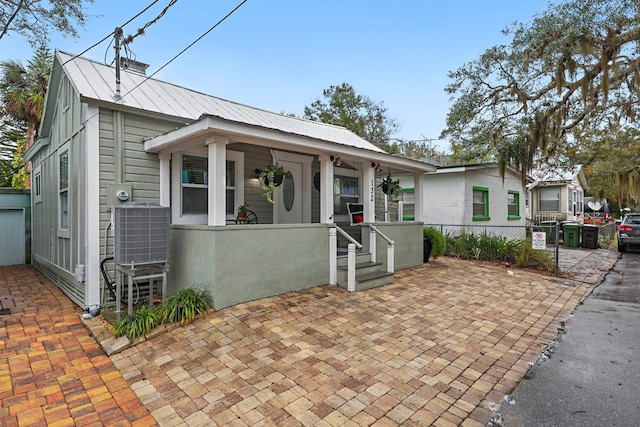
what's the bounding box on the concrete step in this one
[337,252,371,267]
[355,271,394,291]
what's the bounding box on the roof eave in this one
[145,116,436,173]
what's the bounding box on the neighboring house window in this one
[400,188,415,220]
[58,144,70,235]
[539,187,560,211]
[507,190,520,220]
[568,189,574,212]
[33,165,42,203]
[472,186,490,221]
[578,190,583,214]
[181,155,208,215]
[334,175,359,216]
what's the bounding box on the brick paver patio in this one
[0,265,156,426]
[110,257,596,426]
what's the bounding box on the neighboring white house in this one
[25,50,436,310]
[414,163,529,239]
[528,165,587,223]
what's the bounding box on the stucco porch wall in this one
[168,223,332,310]
[363,222,424,270]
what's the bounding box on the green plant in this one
[259,163,290,203]
[423,227,446,258]
[237,204,248,213]
[380,175,401,200]
[158,286,211,325]
[515,238,555,272]
[114,305,159,341]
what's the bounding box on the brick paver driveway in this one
[112,258,593,426]
[0,265,156,426]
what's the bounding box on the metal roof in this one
[56,51,386,154]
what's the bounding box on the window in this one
[58,144,69,234]
[334,175,359,216]
[181,155,208,215]
[539,187,560,212]
[577,190,583,213]
[225,159,236,216]
[472,186,490,221]
[400,188,415,220]
[33,165,42,203]
[507,190,520,220]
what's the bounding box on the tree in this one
[442,0,640,201]
[0,0,94,47]
[0,110,25,187]
[0,46,52,188]
[303,83,400,152]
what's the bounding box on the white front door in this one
[273,151,313,224]
[276,160,303,223]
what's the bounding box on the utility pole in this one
[113,27,123,100]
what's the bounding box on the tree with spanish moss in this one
[0,0,94,47]
[442,0,640,202]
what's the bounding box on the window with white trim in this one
[58,144,69,234]
[181,155,208,215]
[539,187,560,211]
[33,165,42,203]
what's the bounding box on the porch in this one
[143,114,434,308]
[168,221,424,310]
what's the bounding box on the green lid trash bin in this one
[582,224,599,249]
[563,223,581,248]
[541,221,557,243]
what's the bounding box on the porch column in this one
[319,155,334,223]
[414,170,425,223]
[159,153,170,207]
[362,164,376,222]
[206,136,228,226]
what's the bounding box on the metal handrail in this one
[335,225,363,249]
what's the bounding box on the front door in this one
[276,160,303,223]
[273,151,313,224]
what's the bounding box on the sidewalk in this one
[1,248,618,426]
[0,265,156,426]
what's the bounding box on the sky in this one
[0,0,554,152]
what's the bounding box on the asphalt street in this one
[494,250,640,427]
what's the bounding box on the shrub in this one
[158,286,212,325]
[515,238,555,272]
[423,227,446,258]
[114,305,159,341]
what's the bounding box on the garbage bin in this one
[423,237,432,263]
[541,221,557,243]
[582,224,599,249]
[563,223,581,248]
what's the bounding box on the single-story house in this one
[528,165,587,224]
[399,163,529,239]
[24,50,437,310]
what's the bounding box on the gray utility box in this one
[114,202,170,265]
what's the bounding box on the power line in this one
[123,0,179,46]
[2,0,162,91]
[119,0,249,101]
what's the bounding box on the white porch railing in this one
[368,225,394,274]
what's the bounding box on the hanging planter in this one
[257,163,290,203]
[380,175,401,201]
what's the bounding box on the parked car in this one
[617,214,640,252]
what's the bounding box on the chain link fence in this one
[424,222,617,275]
